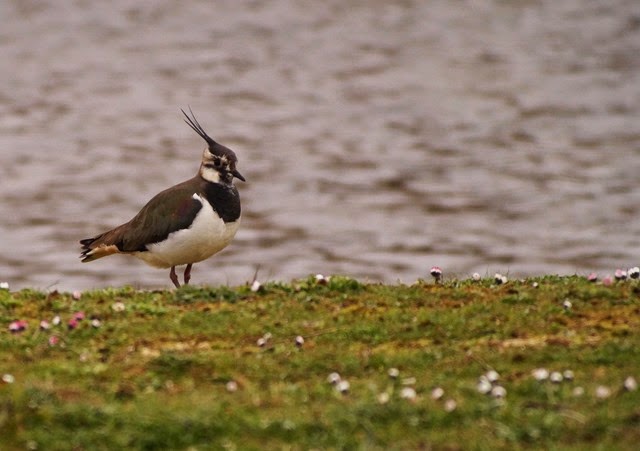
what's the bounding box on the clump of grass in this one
[1,275,639,449]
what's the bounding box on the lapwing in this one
[80,109,245,288]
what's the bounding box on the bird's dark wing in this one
[80,178,203,258]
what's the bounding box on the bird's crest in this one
[181,107,217,147]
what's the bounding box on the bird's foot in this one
[183,263,193,285]
[170,266,181,288]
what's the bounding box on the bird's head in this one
[182,108,245,185]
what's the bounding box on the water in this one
[1,0,639,291]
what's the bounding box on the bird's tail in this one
[79,233,121,262]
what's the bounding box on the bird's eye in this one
[213,159,222,167]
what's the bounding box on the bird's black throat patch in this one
[202,183,241,223]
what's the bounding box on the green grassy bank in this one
[1,275,639,450]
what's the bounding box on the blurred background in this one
[1,0,639,291]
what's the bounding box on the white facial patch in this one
[200,165,221,183]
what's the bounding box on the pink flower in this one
[430,266,442,281]
[48,335,59,346]
[73,312,85,321]
[602,275,614,286]
[614,269,627,280]
[587,273,598,282]
[68,319,79,330]
[9,320,27,333]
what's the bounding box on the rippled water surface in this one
[1,0,639,290]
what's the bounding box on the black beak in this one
[232,169,246,182]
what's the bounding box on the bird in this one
[79,108,245,288]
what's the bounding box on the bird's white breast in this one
[136,193,240,268]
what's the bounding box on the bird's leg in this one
[169,266,181,288]
[184,263,193,285]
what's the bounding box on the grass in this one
[1,275,639,450]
